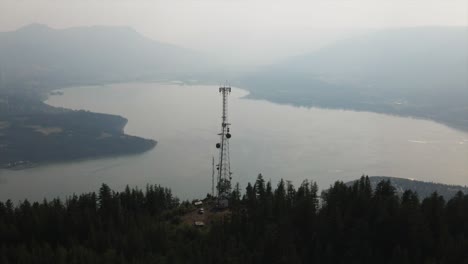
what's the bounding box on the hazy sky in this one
[1,0,467,65]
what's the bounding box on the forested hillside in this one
[347,176,468,199]
[1,176,468,263]
[0,93,156,169]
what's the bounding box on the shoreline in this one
[0,90,158,170]
[245,92,468,134]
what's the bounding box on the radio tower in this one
[215,85,232,205]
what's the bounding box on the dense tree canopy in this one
[1,176,468,263]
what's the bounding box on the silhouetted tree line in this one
[1,176,468,264]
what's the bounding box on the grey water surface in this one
[1,82,467,201]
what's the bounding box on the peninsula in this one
[0,93,156,169]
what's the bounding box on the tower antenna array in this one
[215,85,232,205]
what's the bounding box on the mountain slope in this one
[0,24,211,92]
[0,25,176,167]
[240,27,468,131]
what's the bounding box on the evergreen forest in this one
[1,175,468,264]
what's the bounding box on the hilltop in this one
[1,176,468,263]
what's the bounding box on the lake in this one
[1,82,467,201]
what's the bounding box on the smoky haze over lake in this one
[1,82,467,201]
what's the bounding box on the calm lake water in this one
[1,82,467,201]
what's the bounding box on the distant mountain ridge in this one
[240,27,468,132]
[0,24,212,93]
[347,176,468,199]
[0,24,172,168]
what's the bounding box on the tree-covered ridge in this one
[1,176,468,263]
[347,176,468,199]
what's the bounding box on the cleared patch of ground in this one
[181,199,231,227]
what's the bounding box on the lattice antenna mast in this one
[211,156,215,197]
[215,85,232,199]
